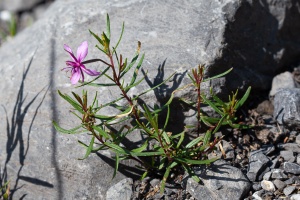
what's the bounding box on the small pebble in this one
[252,190,264,200]
[284,162,300,174]
[284,177,294,185]
[252,182,262,191]
[291,194,300,200]
[273,179,286,191]
[261,180,275,192]
[283,185,296,196]
[280,150,295,162]
[271,169,288,180]
[296,134,300,145]
[263,172,272,180]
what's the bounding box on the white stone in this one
[261,180,275,192]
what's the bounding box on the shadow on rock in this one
[0,52,53,199]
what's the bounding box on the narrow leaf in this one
[201,94,223,115]
[58,90,83,113]
[185,136,204,148]
[203,67,233,82]
[234,86,251,109]
[78,136,95,160]
[112,22,124,54]
[106,14,111,40]
[53,122,83,134]
[92,125,110,139]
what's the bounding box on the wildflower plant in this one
[54,14,251,193]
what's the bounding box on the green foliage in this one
[54,14,251,193]
[0,181,10,200]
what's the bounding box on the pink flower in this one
[63,41,100,84]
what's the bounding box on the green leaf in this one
[53,122,84,134]
[234,86,251,109]
[185,136,204,148]
[140,171,148,180]
[158,157,167,170]
[130,151,165,157]
[112,22,124,54]
[128,53,145,87]
[203,130,211,146]
[106,14,111,40]
[105,142,130,154]
[96,44,108,55]
[160,162,178,194]
[92,125,110,139]
[181,163,200,182]
[93,114,115,120]
[201,116,220,127]
[203,67,233,82]
[175,157,218,165]
[78,136,95,160]
[143,104,158,132]
[131,140,149,153]
[212,115,227,134]
[187,73,196,86]
[162,131,171,145]
[124,76,145,93]
[58,90,83,113]
[163,105,170,131]
[201,94,223,115]
[112,153,119,179]
[120,53,139,78]
[176,131,185,149]
[89,29,104,46]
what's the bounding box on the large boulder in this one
[0,0,300,199]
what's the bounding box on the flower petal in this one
[70,69,81,84]
[64,44,77,62]
[82,67,101,76]
[66,61,78,67]
[77,41,88,63]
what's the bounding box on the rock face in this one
[186,159,251,200]
[0,0,44,12]
[273,89,300,128]
[0,0,300,199]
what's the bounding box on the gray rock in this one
[274,89,300,128]
[263,172,272,181]
[280,150,296,162]
[296,134,300,145]
[0,0,44,12]
[0,0,300,199]
[297,154,300,165]
[149,178,160,188]
[291,194,300,200]
[247,152,271,182]
[261,180,275,192]
[270,71,295,97]
[222,140,235,160]
[284,162,300,174]
[283,185,296,196]
[186,160,250,200]
[252,190,264,200]
[252,182,262,191]
[278,143,300,153]
[284,177,294,185]
[250,144,275,156]
[270,157,280,169]
[271,169,288,180]
[106,178,133,200]
[273,179,286,191]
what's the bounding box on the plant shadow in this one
[0,52,53,199]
